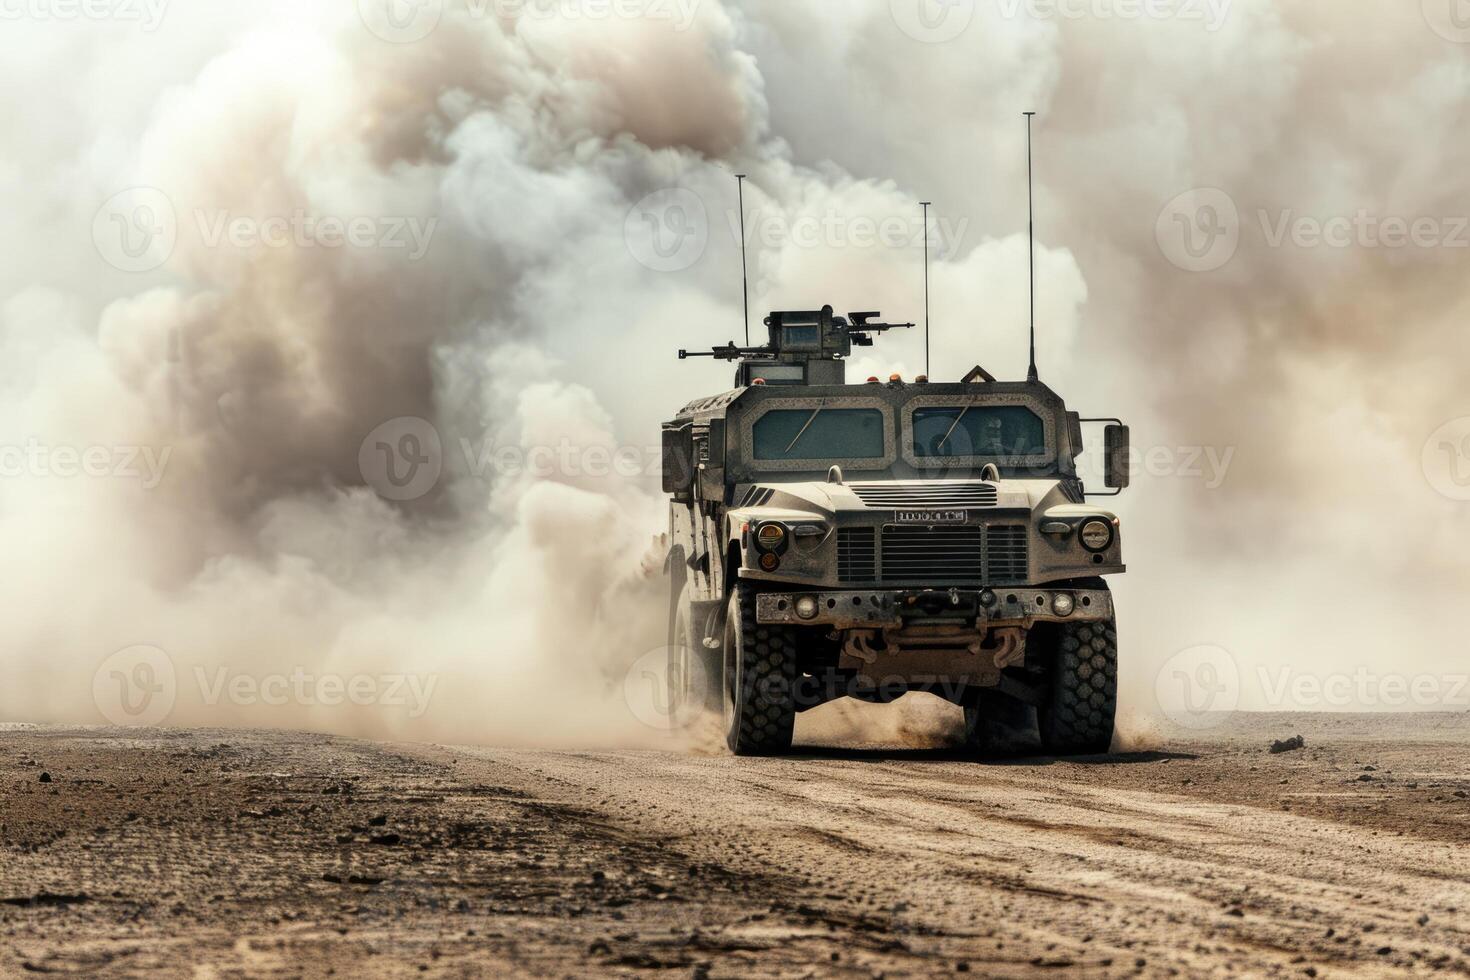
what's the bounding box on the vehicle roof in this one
[669,379,1068,425]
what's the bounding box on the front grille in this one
[880,525,986,582]
[850,482,998,509]
[842,523,1031,585]
[837,527,876,581]
[985,525,1030,583]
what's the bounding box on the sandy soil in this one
[1,714,1467,978]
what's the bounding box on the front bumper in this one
[755,587,1113,629]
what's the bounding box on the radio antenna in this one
[1023,112,1038,382]
[735,173,750,346]
[921,201,932,378]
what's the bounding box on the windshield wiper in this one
[936,406,970,451]
[784,404,824,455]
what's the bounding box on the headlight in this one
[1080,519,1114,553]
[756,523,787,551]
[794,596,819,620]
[1052,593,1075,617]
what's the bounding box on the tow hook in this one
[986,627,1026,670]
[842,630,887,664]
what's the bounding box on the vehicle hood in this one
[731,478,1075,519]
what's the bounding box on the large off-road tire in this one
[722,582,796,756]
[668,585,720,722]
[962,689,1041,758]
[1038,619,1118,755]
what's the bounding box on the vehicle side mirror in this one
[662,425,694,498]
[1104,424,1131,490]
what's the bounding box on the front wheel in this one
[722,582,796,756]
[1038,619,1118,755]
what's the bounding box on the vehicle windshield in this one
[753,407,886,461]
[912,405,1047,458]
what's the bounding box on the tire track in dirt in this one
[448,742,1470,976]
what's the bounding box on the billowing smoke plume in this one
[0,1,1465,744]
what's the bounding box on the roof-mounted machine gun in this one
[678,305,913,387]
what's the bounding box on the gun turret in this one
[677,343,768,362]
[845,311,916,347]
[678,305,913,387]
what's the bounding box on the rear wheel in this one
[668,585,719,723]
[722,582,796,756]
[1038,619,1118,755]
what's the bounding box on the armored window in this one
[752,408,885,461]
[781,325,821,350]
[744,363,806,386]
[912,406,1046,458]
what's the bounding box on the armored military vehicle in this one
[663,305,1130,756]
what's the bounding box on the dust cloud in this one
[0,2,1464,745]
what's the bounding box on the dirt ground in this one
[1,713,1467,978]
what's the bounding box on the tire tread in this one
[1039,620,1118,755]
[726,584,796,755]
